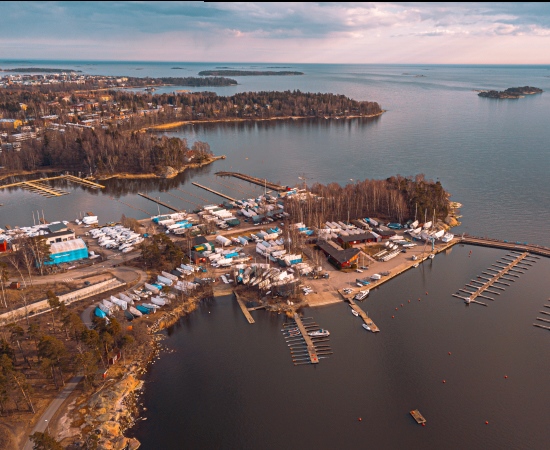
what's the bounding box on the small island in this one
[478,86,543,99]
[198,70,304,76]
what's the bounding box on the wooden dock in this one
[234,291,255,324]
[346,297,380,332]
[137,193,179,212]
[0,175,104,198]
[215,171,287,192]
[191,182,236,201]
[410,409,426,424]
[452,252,528,306]
[461,235,550,258]
[292,314,319,364]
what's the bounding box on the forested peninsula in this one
[0,85,383,176]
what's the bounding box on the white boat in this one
[102,299,117,310]
[370,274,382,280]
[413,263,419,268]
[351,308,359,317]
[151,297,166,306]
[412,255,418,261]
[428,254,435,259]
[441,233,454,243]
[308,329,330,337]
[362,323,371,331]
[110,296,127,310]
[354,290,370,301]
[142,303,160,310]
[122,246,134,253]
[129,306,143,317]
[97,303,112,315]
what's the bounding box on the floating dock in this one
[215,171,287,192]
[0,175,104,198]
[452,252,530,306]
[191,182,236,201]
[137,193,179,212]
[234,291,255,324]
[346,297,380,332]
[410,409,426,424]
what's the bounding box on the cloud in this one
[0,2,549,63]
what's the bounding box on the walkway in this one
[22,376,84,450]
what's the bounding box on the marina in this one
[452,251,533,306]
[0,174,105,198]
[215,171,287,192]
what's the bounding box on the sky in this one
[1,2,550,64]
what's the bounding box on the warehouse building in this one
[45,238,88,265]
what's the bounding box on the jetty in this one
[191,182,236,201]
[283,314,329,365]
[215,171,287,192]
[461,235,550,258]
[234,291,255,324]
[346,297,380,332]
[452,251,530,306]
[137,193,179,212]
[0,175,104,198]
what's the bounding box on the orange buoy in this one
[401,304,403,307]
[422,423,426,427]
[504,375,508,379]
[392,315,395,319]
[442,380,446,383]
[448,352,452,355]
[395,307,398,310]
[426,292,428,295]
[485,421,489,425]
[358,417,362,422]
[408,300,411,303]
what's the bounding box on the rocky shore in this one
[58,292,206,449]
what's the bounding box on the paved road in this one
[21,376,84,450]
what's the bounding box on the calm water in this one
[130,246,550,449]
[1,62,549,244]
[1,62,550,448]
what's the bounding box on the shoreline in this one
[94,155,226,181]
[143,111,386,131]
[56,289,210,449]
[0,156,224,184]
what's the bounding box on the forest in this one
[284,174,450,226]
[1,89,383,175]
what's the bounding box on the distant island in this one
[130,76,238,87]
[2,67,82,73]
[199,70,304,76]
[478,86,543,99]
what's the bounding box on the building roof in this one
[377,229,396,237]
[317,240,360,264]
[48,222,69,233]
[193,235,208,246]
[338,232,377,242]
[49,238,87,253]
[46,230,75,239]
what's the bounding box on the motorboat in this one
[354,290,370,301]
[362,323,371,331]
[308,329,330,337]
[428,254,435,259]
[351,308,359,317]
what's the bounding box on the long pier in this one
[215,171,287,192]
[346,297,380,332]
[453,252,528,305]
[293,313,319,364]
[191,182,236,201]
[0,174,104,190]
[23,181,68,197]
[137,193,179,212]
[234,291,255,324]
[461,235,550,258]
